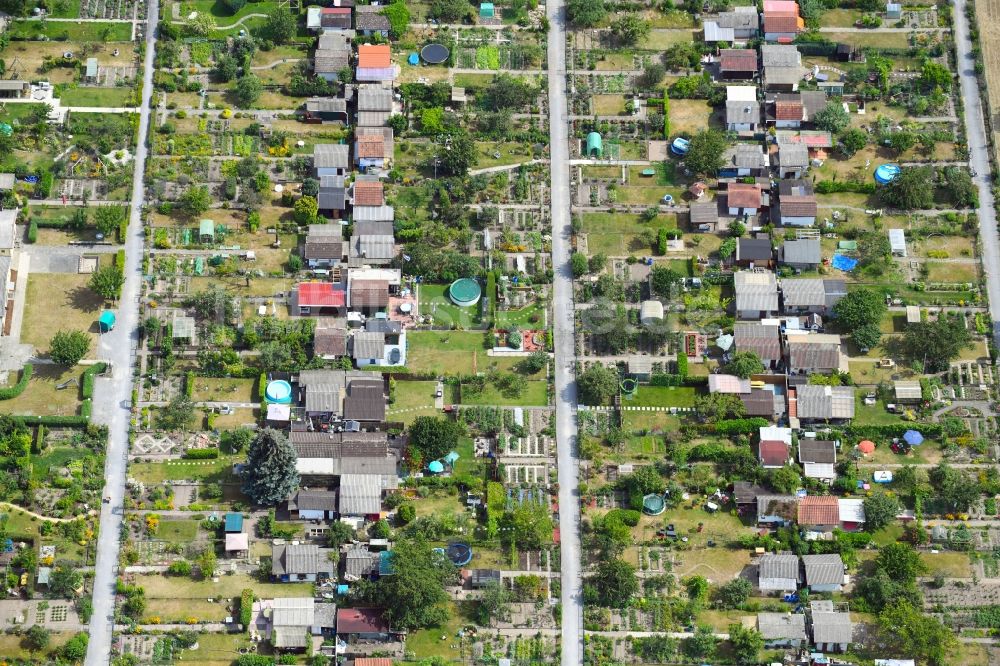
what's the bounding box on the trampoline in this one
[831,254,858,272]
[265,380,292,404]
[449,278,482,307]
[421,43,450,64]
[642,494,665,516]
[446,542,473,566]
[874,163,900,185]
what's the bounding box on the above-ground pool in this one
[265,380,292,404]
[449,278,482,307]
[642,494,666,516]
[874,163,900,184]
[446,542,473,566]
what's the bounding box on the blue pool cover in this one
[831,254,858,272]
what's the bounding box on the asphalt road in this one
[545,2,584,665]
[84,2,158,664]
[953,0,1000,352]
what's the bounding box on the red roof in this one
[763,0,799,11]
[358,44,391,69]
[759,439,789,466]
[720,49,758,72]
[727,183,762,209]
[354,660,393,666]
[764,12,803,33]
[298,282,346,307]
[322,7,351,13]
[354,181,384,206]
[775,100,804,121]
[798,496,840,526]
[336,607,389,634]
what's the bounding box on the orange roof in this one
[798,496,839,526]
[356,135,384,158]
[764,12,804,33]
[358,44,391,69]
[775,100,804,121]
[353,180,384,206]
[727,183,762,209]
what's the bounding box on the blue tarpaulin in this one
[831,254,858,271]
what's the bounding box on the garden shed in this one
[199,219,215,243]
[585,132,603,157]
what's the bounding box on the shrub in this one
[714,417,769,435]
[184,448,220,459]
[0,364,32,400]
[27,220,38,243]
[185,371,195,397]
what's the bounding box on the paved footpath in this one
[545,1,584,665]
[84,2,159,664]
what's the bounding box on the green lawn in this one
[388,380,442,424]
[8,20,133,41]
[190,377,257,403]
[50,0,83,17]
[495,301,546,328]
[157,519,201,544]
[623,385,698,408]
[919,551,972,578]
[418,283,483,328]
[30,446,93,481]
[406,330,509,376]
[58,86,135,108]
[461,380,548,406]
[405,601,477,661]
[852,395,904,426]
[129,458,237,484]
[182,0,278,19]
[578,212,678,256]
[136,572,313,600]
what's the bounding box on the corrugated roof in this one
[339,473,385,514]
[272,597,315,628]
[762,44,802,67]
[271,543,336,576]
[894,380,922,400]
[734,321,782,361]
[812,611,853,645]
[787,338,842,372]
[796,385,854,420]
[357,85,394,111]
[708,374,752,394]
[355,5,391,30]
[759,552,799,585]
[781,277,826,306]
[689,200,719,225]
[350,279,390,307]
[757,495,798,521]
[802,553,844,585]
[315,144,350,169]
[298,282,346,308]
[779,143,810,167]
[734,271,779,313]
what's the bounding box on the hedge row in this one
[240,589,253,628]
[117,219,128,244]
[81,399,92,420]
[649,373,707,387]
[815,180,876,194]
[27,220,37,244]
[185,371,195,398]
[81,362,108,400]
[713,417,770,435]
[846,423,943,441]
[0,364,33,400]
[115,249,126,272]
[184,448,219,459]
[258,373,267,401]
[18,415,89,427]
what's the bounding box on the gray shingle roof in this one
[717,7,759,29]
[343,378,386,420]
[357,85,393,111]
[798,439,837,464]
[734,321,782,361]
[796,385,855,420]
[355,5,391,30]
[762,44,802,67]
[288,489,338,512]
[689,200,719,225]
[727,100,761,126]
[737,237,773,261]
[787,340,841,371]
[758,612,806,640]
[345,546,377,578]
[779,143,810,168]
[781,239,821,265]
[726,143,767,169]
[802,553,845,586]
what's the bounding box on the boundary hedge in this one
[0,364,32,400]
[81,362,108,400]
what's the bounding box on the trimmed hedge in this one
[81,362,108,400]
[240,588,253,629]
[114,249,126,272]
[27,220,38,244]
[846,423,943,441]
[80,399,92,420]
[815,180,876,195]
[258,373,267,401]
[184,448,220,459]
[649,372,706,387]
[713,417,770,435]
[676,352,689,378]
[19,415,89,427]
[117,219,127,244]
[0,364,32,400]
[33,424,46,453]
[185,371,195,398]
